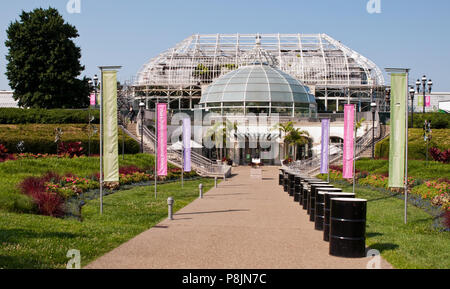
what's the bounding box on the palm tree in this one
[276,121,294,159]
[205,122,224,161]
[205,120,238,162]
[285,128,310,160]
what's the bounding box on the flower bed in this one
[317,164,450,230]
[19,165,198,218]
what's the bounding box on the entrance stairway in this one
[122,116,231,178]
[286,124,390,175]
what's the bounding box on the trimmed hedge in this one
[376,128,450,160]
[0,124,139,154]
[412,113,450,129]
[0,108,100,124]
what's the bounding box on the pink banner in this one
[343,104,354,179]
[425,95,431,107]
[90,93,96,106]
[157,103,167,176]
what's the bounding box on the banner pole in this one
[155,106,158,199]
[327,119,330,183]
[182,143,184,188]
[99,69,104,215]
[353,106,356,195]
[404,72,410,224]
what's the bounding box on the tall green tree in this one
[5,7,89,109]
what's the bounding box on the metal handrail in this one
[286,124,382,174]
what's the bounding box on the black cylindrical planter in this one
[300,179,321,210]
[309,184,333,221]
[314,188,342,231]
[283,172,289,192]
[294,184,302,202]
[324,192,355,242]
[287,172,295,195]
[306,182,329,216]
[329,198,367,258]
[279,169,284,186]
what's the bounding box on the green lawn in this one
[0,178,215,269]
[0,154,158,213]
[333,182,450,269]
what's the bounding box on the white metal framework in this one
[134,33,386,112]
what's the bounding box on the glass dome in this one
[200,63,316,116]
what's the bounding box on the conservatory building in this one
[133,33,386,113]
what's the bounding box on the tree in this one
[285,128,310,160]
[5,7,89,109]
[276,121,294,159]
[205,120,237,161]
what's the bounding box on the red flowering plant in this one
[0,144,15,162]
[429,147,450,164]
[58,142,85,158]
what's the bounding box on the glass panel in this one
[270,83,291,92]
[222,91,244,101]
[223,102,244,107]
[246,102,270,107]
[246,83,269,92]
[271,102,292,107]
[271,92,293,102]
[327,99,337,112]
[226,84,245,91]
[245,91,270,102]
[223,107,244,114]
[271,107,291,115]
[207,102,221,107]
[246,107,269,114]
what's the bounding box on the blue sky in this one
[0,0,449,91]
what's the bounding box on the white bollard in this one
[167,197,174,220]
[199,183,203,199]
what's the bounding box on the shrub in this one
[30,191,65,217]
[119,165,144,175]
[19,172,65,216]
[0,144,15,162]
[0,108,100,124]
[429,147,450,163]
[412,113,450,129]
[58,142,85,158]
[444,211,450,229]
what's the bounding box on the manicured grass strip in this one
[336,183,450,269]
[0,178,214,269]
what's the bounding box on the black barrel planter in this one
[294,184,302,202]
[309,184,333,221]
[288,172,295,196]
[323,192,355,242]
[306,182,329,216]
[283,172,289,192]
[329,198,367,258]
[293,175,302,202]
[279,169,285,186]
[301,180,326,211]
[314,188,342,231]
